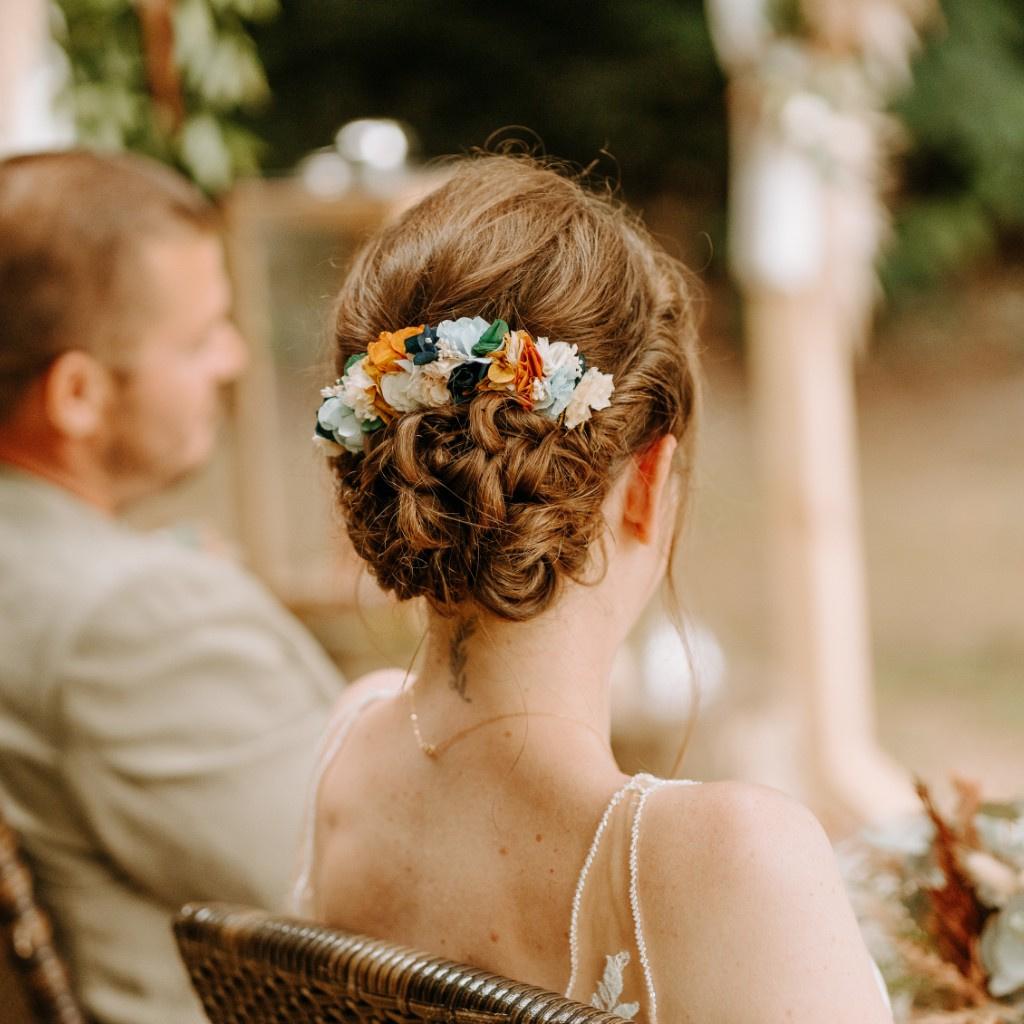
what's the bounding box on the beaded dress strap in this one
[565,773,698,1024]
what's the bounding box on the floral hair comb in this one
[314,316,615,455]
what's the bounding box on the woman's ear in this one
[623,434,678,544]
[42,350,114,441]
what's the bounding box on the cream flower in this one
[564,367,615,429]
[410,359,457,407]
[339,357,378,422]
[311,434,345,456]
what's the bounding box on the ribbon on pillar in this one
[134,0,185,135]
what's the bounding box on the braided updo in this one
[330,155,701,622]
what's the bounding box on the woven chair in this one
[174,902,624,1024]
[0,809,86,1024]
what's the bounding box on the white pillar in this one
[0,0,73,156]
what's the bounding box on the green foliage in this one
[249,0,727,205]
[53,0,1024,292]
[250,0,1024,296]
[53,0,278,192]
[883,0,1024,295]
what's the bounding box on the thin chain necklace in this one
[406,683,610,760]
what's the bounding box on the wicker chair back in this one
[0,809,85,1024]
[174,902,623,1024]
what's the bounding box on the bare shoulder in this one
[639,779,841,929]
[324,666,409,725]
[639,781,891,1023]
[643,779,830,878]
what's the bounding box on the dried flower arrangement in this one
[841,779,1024,1023]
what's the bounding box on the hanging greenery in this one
[52,0,278,193]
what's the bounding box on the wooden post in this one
[707,0,934,828]
[746,286,914,826]
[221,186,293,594]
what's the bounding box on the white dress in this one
[292,681,890,1023]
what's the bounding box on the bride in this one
[298,154,892,1023]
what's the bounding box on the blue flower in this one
[317,395,364,452]
[436,316,490,358]
[981,893,1024,997]
[533,338,584,418]
[405,325,440,365]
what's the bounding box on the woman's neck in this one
[411,588,625,744]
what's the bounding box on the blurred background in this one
[2,0,1021,829]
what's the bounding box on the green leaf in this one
[471,319,508,356]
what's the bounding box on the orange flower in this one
[513,332,544,406]
[366,325,422,381]
[483,331,544,407]
[485,332,517,388]
[371,393,396,423]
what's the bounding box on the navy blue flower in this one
[405,325,440,365]
[448,361,488,403]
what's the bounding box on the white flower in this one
[535,337,580,375]
[964,851,1024,909]
[530,377,550,406]
[316,396,364,452]
[436,316,490,358]
[564,367,614,429]
[981,893,1024,997]
[319,381,344,399]
[534,338,584,418]
[339,357,378,421]
[380,368,418,413]
[503,329,525,363]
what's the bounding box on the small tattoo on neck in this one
[448,616,477,702]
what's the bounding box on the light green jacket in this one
[0,467,343,1024]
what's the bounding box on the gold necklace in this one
[406,684,610,760]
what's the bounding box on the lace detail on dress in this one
[568,773,699,1024]
[591,951,640,1019]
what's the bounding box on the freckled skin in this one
[489,932,500,944]
[499,847,508,856]
[535,834,543,842]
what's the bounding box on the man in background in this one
[0,150,343,1024]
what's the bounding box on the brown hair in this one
[332,154,701,622]
[0,149,218,422]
